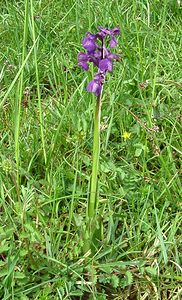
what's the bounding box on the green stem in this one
[14,0,29,190]
[88,92,102,219]
[30,0,47,166]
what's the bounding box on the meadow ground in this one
[0,0,181,299]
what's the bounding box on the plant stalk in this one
[88,91,103,219]
[14,0,29,191]
[30,0,47,166]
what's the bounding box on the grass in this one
[0,0,181,299]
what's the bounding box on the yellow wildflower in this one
[122,131,131,141]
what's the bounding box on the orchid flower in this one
[78,27,120,96]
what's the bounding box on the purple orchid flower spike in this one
[78,26,120,96]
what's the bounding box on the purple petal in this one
[110,37,118,48]
[112,27,120,35]
[99,58,113,72]
[98,26,112,36]
[87,79,102,96]
[107,52,120,61]
[82,35,97,52]
[78,61,89,71]
[93,50,102,59]
[94,72,104,83]
[98,26,120,37]
[86,32,96,40]
[89,56,99,67]
[88,50,102,67]
[96,31,106,39]
[78,52,88,62]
